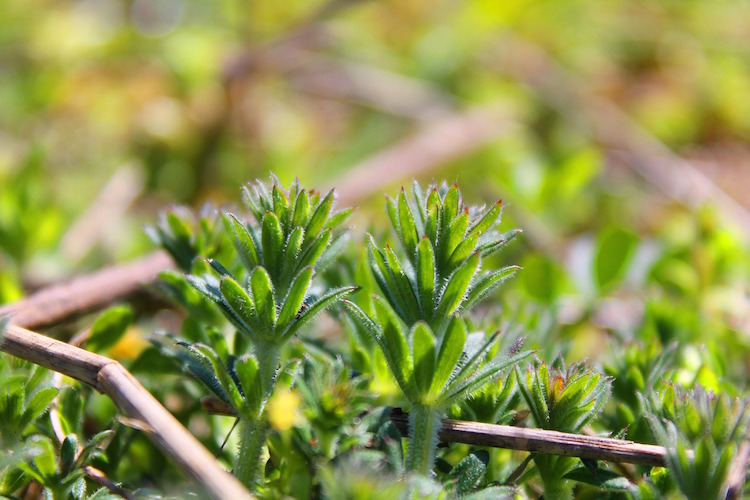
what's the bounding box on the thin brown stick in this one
[200,398,668,467]
[0,325,251,500]
[0,251,174,330]
[389,409,666,467]
[334,105,518,206]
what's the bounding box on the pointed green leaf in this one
[324,207,354,230]
[272,184,290,226]
[426,188,440,212]
[60,434,78,475]
[446,230,478,271]
[296,228,332,272]
[411,179,427,227]
[280,226,304,286]
[207,258,232,277]
[171,339,228,402]
[519,365,549,428]
[253,180,273,210]
[398,188,419,258]
[281,286,358,341]
[441,208,469,267]
[442,184,460,224]
[384,245,421,323]
[189,275,256,339]
[411,322,436,399]
[443,349,531,406]
[469,200,503,235]
[435,252,480,318]
[32,437,57,478]
[385,196,401,240]
[305,189,334,242]
[288,177,300,208]
[21,387,58,429]
[292,189,311,228]
[452,331,501,383]
[367,237,405,319]
[234,355,263,414]
[425,205,440,249]
[277,267,314,330]
[222,213,260,270]
[478,229,521,258]
[219,276,260,334]
[250,267,276,332]
[166,211,192,242]
[463,266,519,311]
[193,344,249,418]
[261,211,284,278]
[241,185,264,221]
[416,237,436,320]
[430,316,466,398]
[373,296,414,397]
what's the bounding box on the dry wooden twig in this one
[334,105,518,206]
[389,409,666,467]
[0,324,251,500]
[0,251,173,330]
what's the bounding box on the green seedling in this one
[516,358,612,499]
[151,176,357,489]
[345,181,530,475]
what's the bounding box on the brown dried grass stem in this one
[390,408,666,467]
[0,251,173,330]
[0,325,251,500]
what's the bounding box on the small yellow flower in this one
[267,388,303,431]
[108,328,148,360]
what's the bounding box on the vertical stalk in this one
[255,341,281,400]
[235,416,269,489]
[406,404,442,475]
[535,456,575,500]
[235,340,280,490]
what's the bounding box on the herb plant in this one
[344,181,531,474]
[150,176,357,490]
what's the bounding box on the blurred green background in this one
[3,0,750,491]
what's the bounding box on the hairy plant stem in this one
[407,404,443,475]
[255,341,281,400]
[235,415,269,489]
[235,341,280,489]
[536,456,575,500]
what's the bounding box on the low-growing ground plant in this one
[3,175,750,499]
